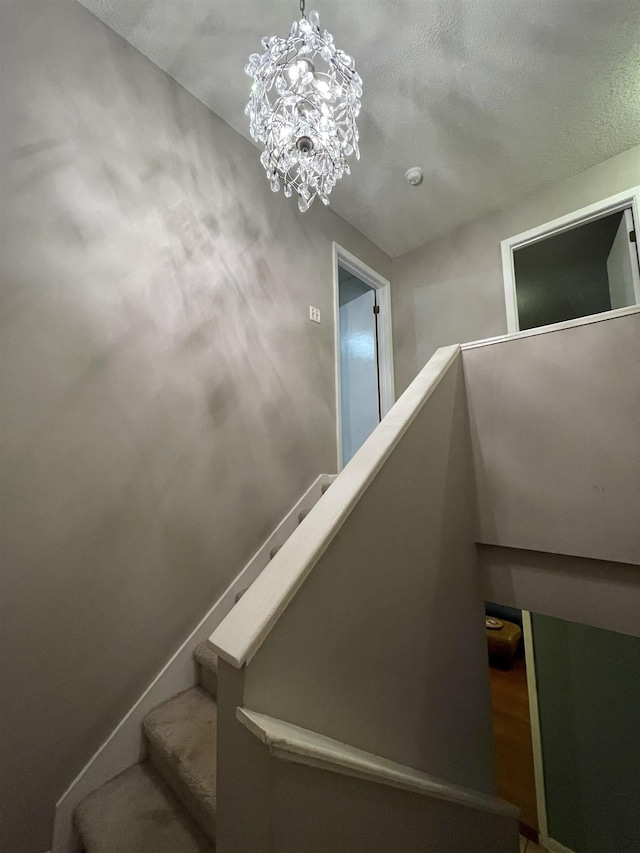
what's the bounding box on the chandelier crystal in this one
[245,1,362,212]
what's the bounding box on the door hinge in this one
[373,304,380,315]
[630,230,636,243]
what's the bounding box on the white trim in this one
[501,186,640,333]
[332,244,343,473]
[333,242,395,471]
[617,209,640,303]
[209,345,460,668]
[521,611,548,846]
[52,473,335,853]
[546,838,578,853]
[461,304,640,351]
[236,707,520,819]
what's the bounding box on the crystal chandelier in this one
[245,0,362,212]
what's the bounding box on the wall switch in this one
[309,306,321,324]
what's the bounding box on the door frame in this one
[521,610,549,847]
[332,243,395,472]
[501,185,640,333]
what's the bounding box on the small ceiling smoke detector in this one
[405,167,423,186]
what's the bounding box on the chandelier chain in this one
[300,0,305,18]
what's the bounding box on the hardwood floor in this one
[488,653,539,836]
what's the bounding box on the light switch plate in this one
[309,306,321,324]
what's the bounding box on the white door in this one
[339,278,380,465]
[607,208,640,308]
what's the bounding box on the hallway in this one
[489,654,538,838]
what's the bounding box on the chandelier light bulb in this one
[287,58,315,86]
[244,2,362,212]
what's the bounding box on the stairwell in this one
[68,344,521,853]
[71,484,334,852]
[74,644,218,852]
[67,309,639,853]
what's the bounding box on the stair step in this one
[321,482,332,494]
[298,508,311,523]
[74,762,214,853]
[270,544,282,560]
[143,687,217,841]
[193,642,218,699]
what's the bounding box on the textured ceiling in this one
[80,0,640,256]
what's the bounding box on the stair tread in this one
[193,641,218,673]
[74,762,214,853]
[143,687,217,834]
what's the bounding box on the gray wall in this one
[479,546,640,640]
[392,145,640,392]
[242,357,497,795]
[514,213,620,330]
[269,761,517,853]
[462,311,640,565]
[532,615,640,853]
[215,667,518,853]
[0,2,389,850]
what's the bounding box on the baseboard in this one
[52,473,335,853]
[545,838,577,853]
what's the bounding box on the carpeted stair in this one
[74,644,219,852]
[73,763,213,853]
[73,484,331,852]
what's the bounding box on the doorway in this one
[486,604,640,853]
[485,603,541,846]
[502,188,640,333]
[333,244,394,470]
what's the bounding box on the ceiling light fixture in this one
[245,0,362,212]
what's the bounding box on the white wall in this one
[392,145,640,392]
[462,311,640,566]
[0,3,389,851]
